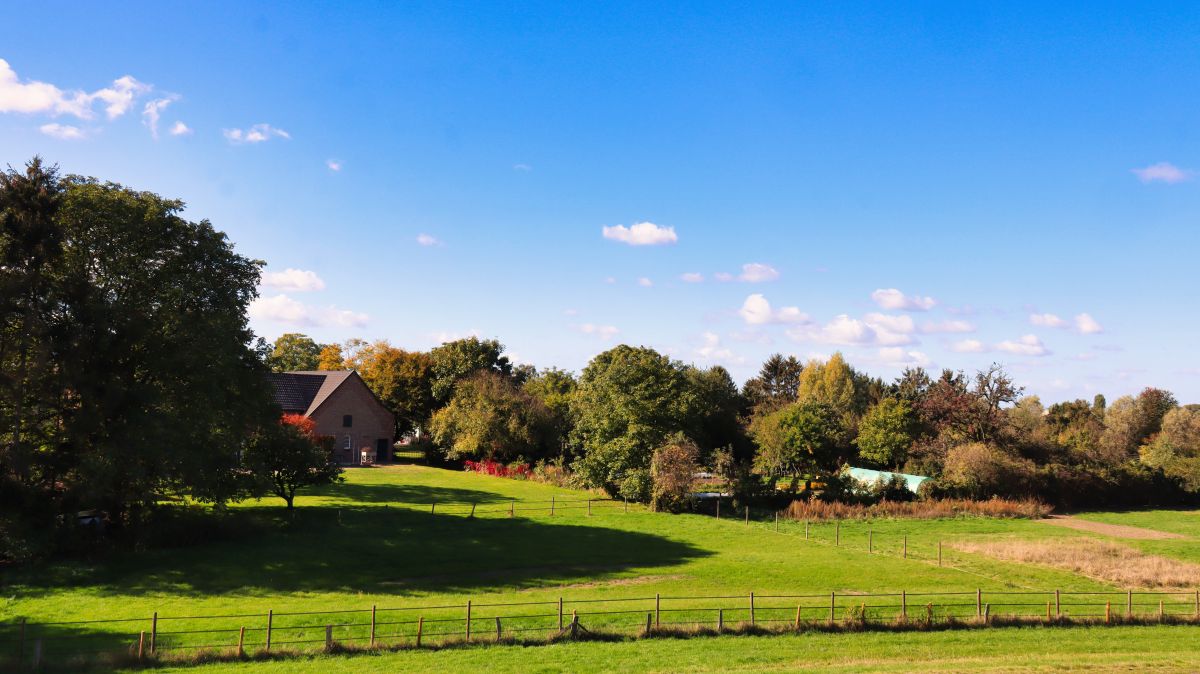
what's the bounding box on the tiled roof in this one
[267,370,354,416]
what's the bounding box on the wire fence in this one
[4,588,1199,668]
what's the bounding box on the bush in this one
[618,468,652,502]
[463,459,532,479]
[650,438,700,512]
[941,442,1041,499]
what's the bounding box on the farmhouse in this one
[267,370,395,465]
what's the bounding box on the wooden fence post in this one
[1105,602,1112,624]
[749,592,755,625]
[718,608,724,631]
[938,540,943,566]
[835,521,840,546]
[903,535,907,559]
[469,503,476,518]
[588,499,592,516]
[416,617,424,647]
[745,506,749,524]
[510,499,515,517]
[830,592,836,624]
[794,605,801,629]
[559,597,564,630]
[868,526,873,554]
[266,609,273,652]
[983,604,990,625]
[655,593,661,627]
[645,612,652,636]
[775,511,779,531]
[431,501,436,515]
[1159,599,1164,622]
[805,521,809,540]
[571,610,579,637]
[1127,590,1133,618]
[1055,589,1061,619]
[976,589,982,618]
[238,626,246,657]
[495,617,502,641]
[550,496,555,516]
[138,631,145,660]
[325,624,333,651]
[1195,589,1199,619]
[151,611,158,653]
[466,600,472,640]
[901,590,907,622]
[370,604,377,647]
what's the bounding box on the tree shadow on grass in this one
[8,506,708,599]
[309,481,511,506]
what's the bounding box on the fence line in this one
[4,588,1199,667]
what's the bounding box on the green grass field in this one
[3,465,1198,672]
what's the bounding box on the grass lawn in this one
[3,465,1197,671]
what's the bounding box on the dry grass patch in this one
[951,537,1200,590]
[1041,515,1183,540]
[784,498,1049,521]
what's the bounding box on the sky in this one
[2,2,1198,402]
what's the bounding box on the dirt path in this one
[1040,515,1183,540]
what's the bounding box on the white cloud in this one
[260,268,326,292]
[693,332,745,365]
[416,233,441,247]
[249,294,368,328]
[326,159,343,172]
[738,263,780,283]
[997,334,1050,357]
[1029,312,1068,328]
[714,272,734,282]
[141,96,178,139]
[1075,313,1103,335]
[878,347,931,367]
[429,328,481,344]
[575,323,619,340]
[223,123,290,144]
[39,123,85,140]
[169,120,192,136]
[680,272,704,283]
[637,277,653,287]
[1132,162,1190,184]
[603,276,617,284]
[871,288,936,311]
[794,315,877,345]
[601,221,678,246]
[951,339,986,353]
[513,163,532,171]
[738,294,809,325]
[0,59,152,121]
[863,313,916,346]
[921,319,975,334]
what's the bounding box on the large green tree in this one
[1,159,274,532]
[749,400,841,485]
[348,340,434,437]
[742,354,802,413]
[268,333,324,372]
[855,397,915,468]
[429,337,514,405]
[428,372,553,461]
[569,345,693,498]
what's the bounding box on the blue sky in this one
[3,2,1198,401]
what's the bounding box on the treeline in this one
[0,160,338,561]
[274,333,1200,511]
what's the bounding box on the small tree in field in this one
[651,437,700,512]
[245,414,343,509]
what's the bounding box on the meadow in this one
[3,465,1198,672]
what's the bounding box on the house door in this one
[376,438,390,463]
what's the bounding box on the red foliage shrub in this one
[463,459,532,479]
[281,413,316,438]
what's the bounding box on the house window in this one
[342,414,353,427]
[343,435,352,450]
